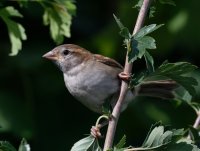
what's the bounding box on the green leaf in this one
[70,135,102,151]
[0,141,17,151]
[134,24,164,39]
[115,135,126,149]
[18,138,30,151]
[159,0,176,6]
[128,123,200,151]
[128,24,163,63]
[113,14,131,39]
[142,125,171,148]
[144,51,154,73]
[129,36,156,62]
[0,6,27,56]
[149,62,198,96]
[41,0,76,44]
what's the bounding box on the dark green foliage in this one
[0,141,17,151]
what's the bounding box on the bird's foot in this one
[90,115,110,138]
[118,72,131,82]
[90,125,103,138]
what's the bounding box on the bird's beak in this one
[43,51,58,61]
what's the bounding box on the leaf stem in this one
[103,0,152,150]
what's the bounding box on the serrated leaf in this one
[0,6,27,56]
[18,138,30,151]
[129,36,156,62]
[149,62,198,96]
[134,24,164,39]
[159,0,176,6]
[41,0,76,44]
[129,124,188,151]
[113,14,131,39]
[142,126,165,147]
[144,51,154,73]
[0,141,17,151]
[113,14,125,30]
[70,135,102,151]
[128,24,163,63]
[115,135,126,149]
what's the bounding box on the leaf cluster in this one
[0,0,76,56]
[114,123,200,151]
[113,14,163,74]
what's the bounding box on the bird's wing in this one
[93,54,123,69]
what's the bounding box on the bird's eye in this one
[63,49,69,55]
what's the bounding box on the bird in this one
[43,44,178,114]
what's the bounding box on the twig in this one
[103,0,152,150]
[187,113,200,139]
[193,114,200,129]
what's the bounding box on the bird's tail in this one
[136,80,178,99]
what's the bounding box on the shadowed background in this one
[0,0,200,150]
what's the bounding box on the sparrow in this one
[43,44,178,114]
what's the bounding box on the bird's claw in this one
[118,72,131,82]
[90,126,103,138]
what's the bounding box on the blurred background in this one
[0,0,200,150]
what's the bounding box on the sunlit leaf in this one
[70,135,102,151]
[42,0,76,44]
[0,6,27,56]
[115,135,126,149]
[18,138,30,151]
[127,123,200,151]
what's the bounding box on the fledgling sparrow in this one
[43,44,178,114]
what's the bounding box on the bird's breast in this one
[63,61,121,113]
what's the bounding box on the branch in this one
[193,114,200,129]
[103,0,152,150]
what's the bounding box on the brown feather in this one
[93,54,123,69]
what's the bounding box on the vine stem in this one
[103,0,152,150]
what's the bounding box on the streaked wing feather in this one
[93,54,123,69]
